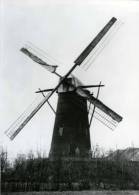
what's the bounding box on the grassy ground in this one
[2,191,139,195]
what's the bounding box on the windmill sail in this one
[90,96,122,122]
[88,100,118,130]
[20,47,58,73]
[76,87,122,122]
[94,109,118,131]
[5,92,52,140]
[74,17,117,65]
[81,19,122,71]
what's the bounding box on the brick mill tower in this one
[49,78,91,159]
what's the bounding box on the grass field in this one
[2,191,139,195]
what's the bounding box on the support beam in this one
[38,88,56,114]
[35,88,54,93]
[80,84,104,88]
[89,81,101,127]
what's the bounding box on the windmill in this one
[5,17,122,160]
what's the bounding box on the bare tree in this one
[0,147,9,173]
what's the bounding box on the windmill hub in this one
[57,77,90,94]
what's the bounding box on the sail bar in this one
[89,81,102,127]
[74,17,117,65]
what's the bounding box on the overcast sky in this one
[1,0,139,160]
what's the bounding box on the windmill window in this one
[59,127,64,136]
[75,147,80,156]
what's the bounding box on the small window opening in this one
[75,147,80,156]
[59,127,63,136]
